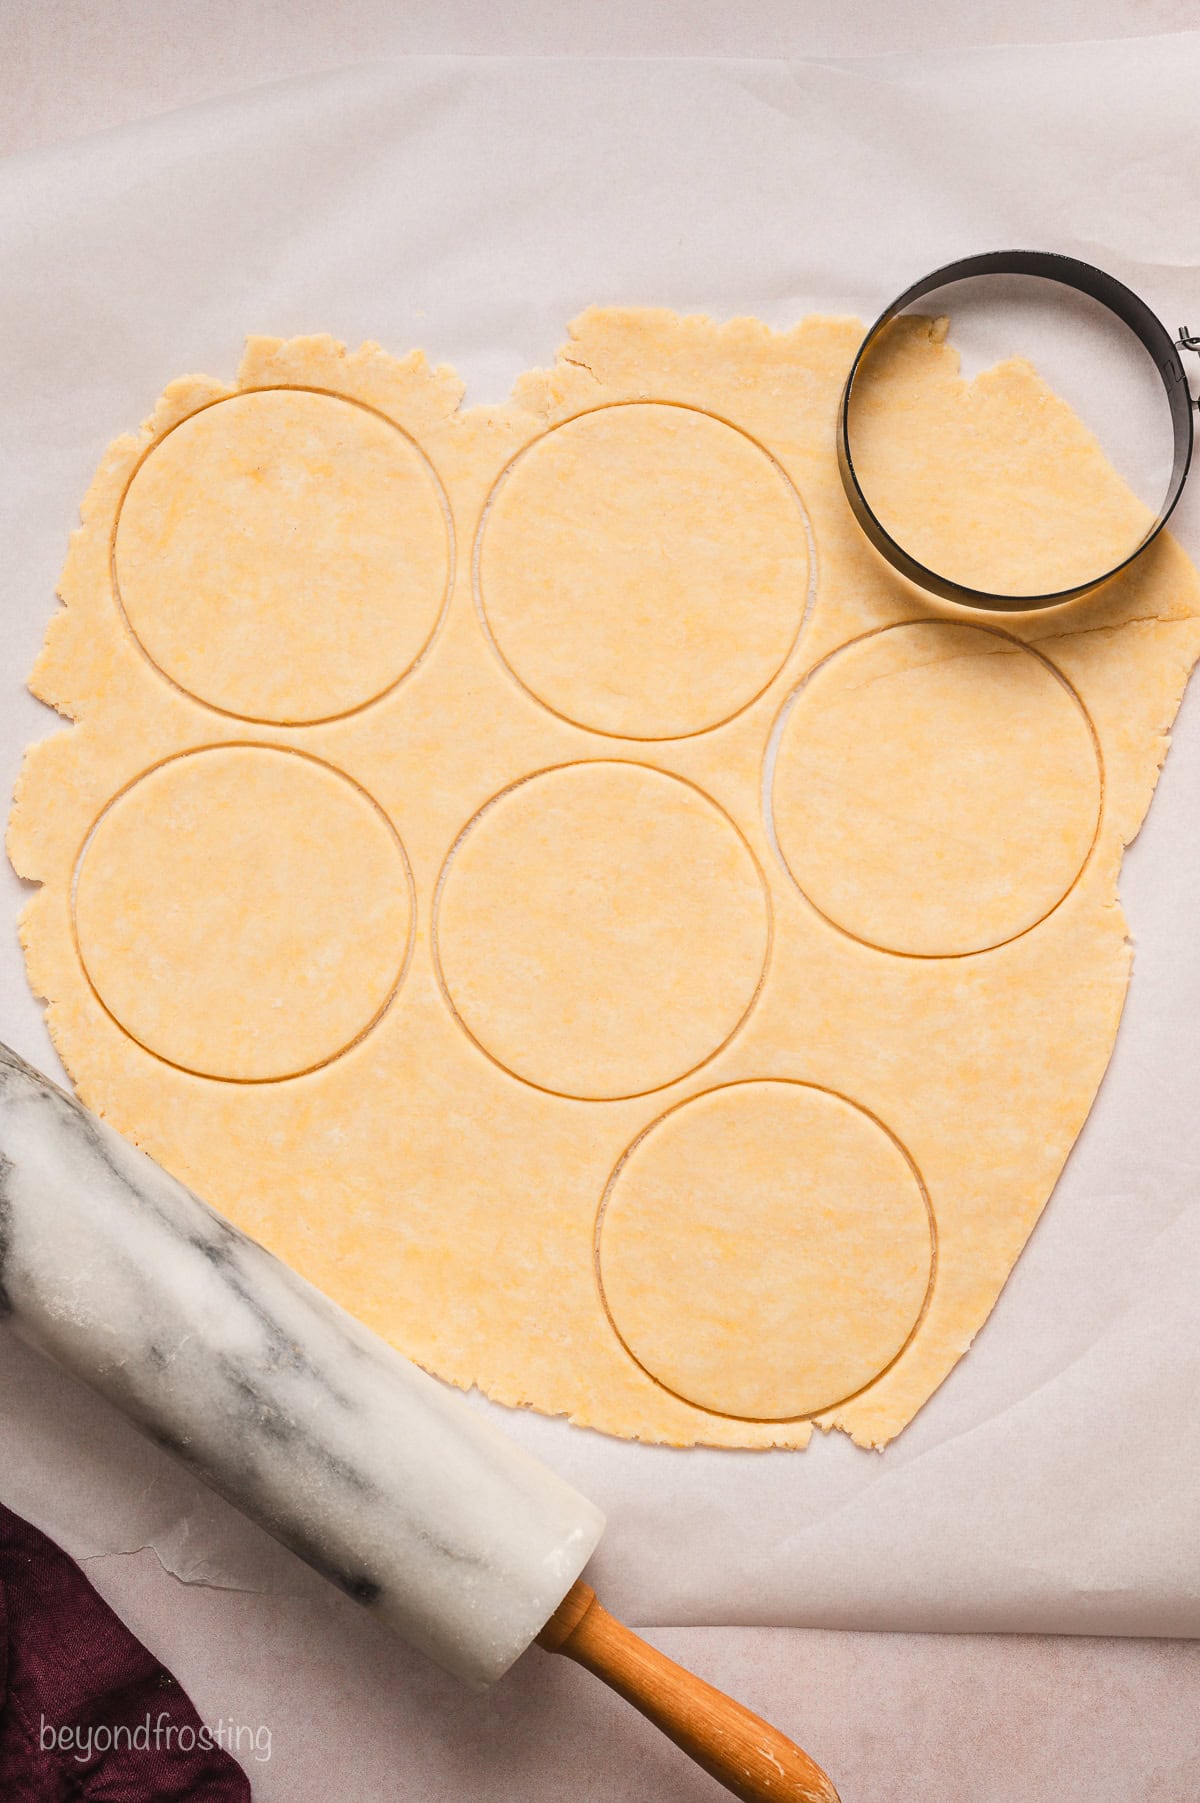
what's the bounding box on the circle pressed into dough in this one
[73,745,412,1081]
[477,403,809,739]
[596,1080,933,1420]
[433,761,770,1099]
[770,622,1102,957]
[114,389,450,724]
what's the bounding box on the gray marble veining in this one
[0,1043,603,1687]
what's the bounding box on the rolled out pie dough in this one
[10,310,1200,1449]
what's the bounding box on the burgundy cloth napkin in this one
[0,1498,251,1800]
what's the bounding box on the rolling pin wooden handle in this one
[537,1581,840,1803]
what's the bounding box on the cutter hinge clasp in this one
[1177,327,1200,406]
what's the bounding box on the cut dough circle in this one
[115,389,450,724]
[73,745,413,1081]
[477,403,809,739]
[770,622,1102,957]
[596,1080,934,1420]
[434,761,770,1099]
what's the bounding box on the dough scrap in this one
[10,311,1200,1449]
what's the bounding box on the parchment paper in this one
[1,37,1198,1636]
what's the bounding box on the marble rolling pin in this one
[0,1044,837,1803]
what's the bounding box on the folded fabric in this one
[0,1497,251,1800]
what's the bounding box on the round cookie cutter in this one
[838,249,1198,612]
